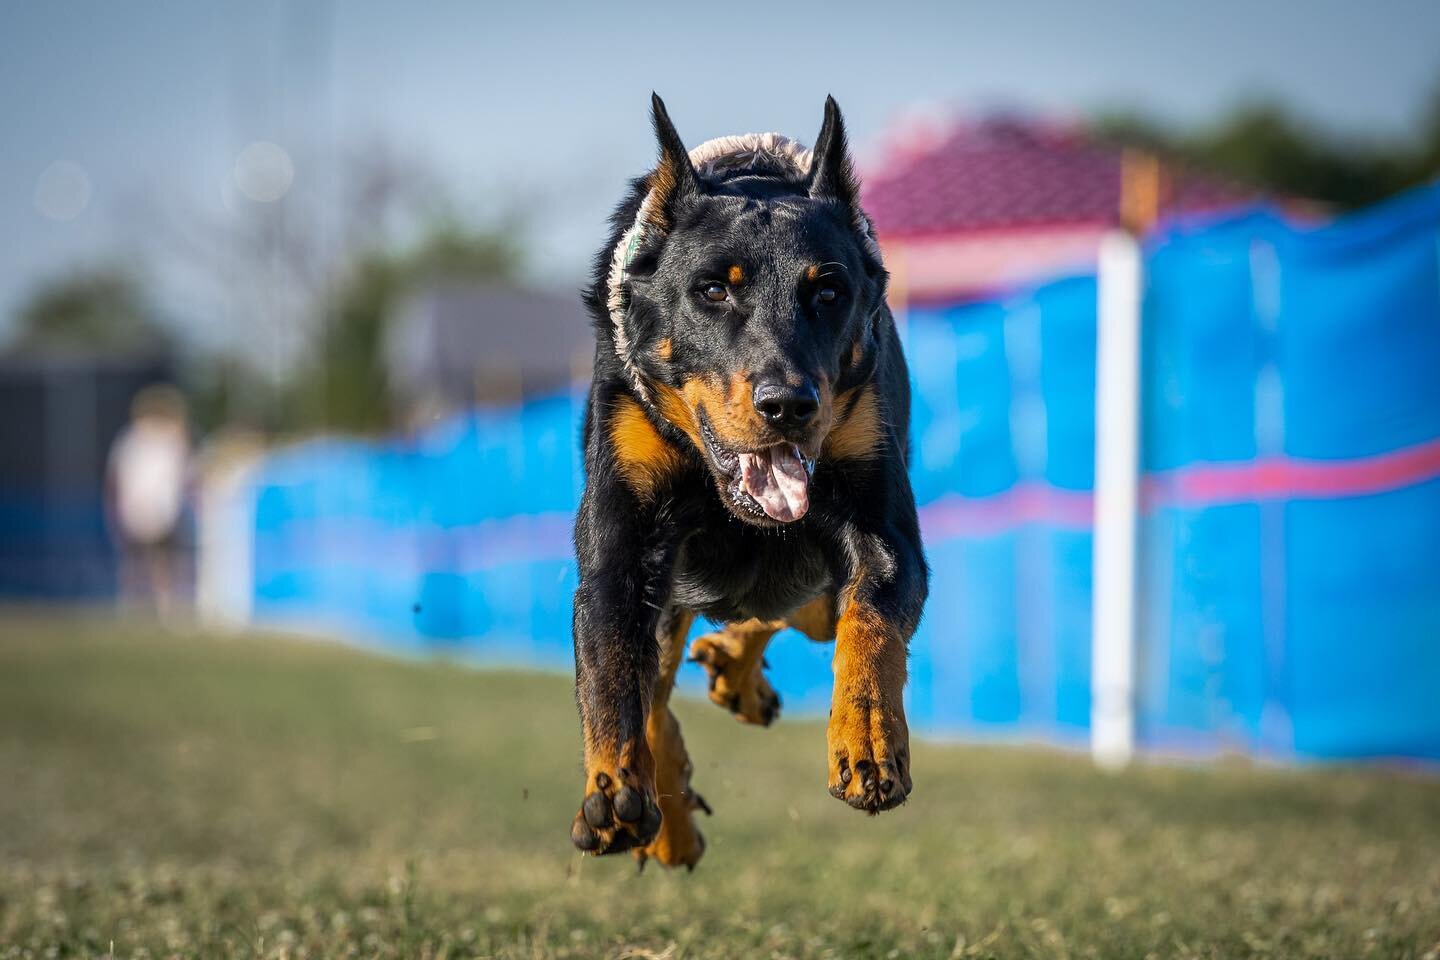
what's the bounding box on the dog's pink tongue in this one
[739,445,810,522]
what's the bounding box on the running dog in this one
[569,95,928,869]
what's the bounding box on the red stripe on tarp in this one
[920,484,1093,539]
[917,437,1440,539]
[1148,438,1440,508]
[255,439,1440,563]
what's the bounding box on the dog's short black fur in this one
[569,95,928,868]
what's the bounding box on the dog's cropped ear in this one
[808,95,860,210]
[647,93,700,232]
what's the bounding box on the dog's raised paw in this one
[688,632,782,726]
[570,766,662,855]
[826,698,912,814]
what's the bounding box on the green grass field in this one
[2,613,1438,959]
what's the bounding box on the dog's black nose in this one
[753,381,820,428]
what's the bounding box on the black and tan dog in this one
[569,95,928,869]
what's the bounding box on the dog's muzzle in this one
[699,415,816,524]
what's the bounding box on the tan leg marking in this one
[826,601,911,813]
[635,608,710,870]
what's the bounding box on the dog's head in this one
[606,95,887,527]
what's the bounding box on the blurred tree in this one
[187,355,272,436]
[284,222,523,433]
[1417,88,1440,175]
[145,142,447,389]
[138,138,529,435]
[1096,85,1440,209]
[9,267,168,355]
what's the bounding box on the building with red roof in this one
[861,116,1255,304]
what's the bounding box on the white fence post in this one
[1091,229,1143,770]
[196,438,263,629]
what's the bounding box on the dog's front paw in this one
[689,631,781,726]
[570,757,662,856]
[826,694,911,813]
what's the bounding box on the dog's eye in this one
[701,283,728,303]
[817,286,840,304]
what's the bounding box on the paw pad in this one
[570,767,663,855]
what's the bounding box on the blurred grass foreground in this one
[3,613,1438,959]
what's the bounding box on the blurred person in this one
[106,383,192,619]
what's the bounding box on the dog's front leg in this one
[827,524,927,814]
[568,485,677,855]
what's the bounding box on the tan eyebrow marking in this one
[805,264,821,282]
[728,264,744,285]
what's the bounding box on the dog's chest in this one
[669,526,832,624]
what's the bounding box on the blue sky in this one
[2,0,1438,335]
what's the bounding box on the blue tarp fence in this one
[249,184,1440,762]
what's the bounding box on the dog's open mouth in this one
[700,415,815,523]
